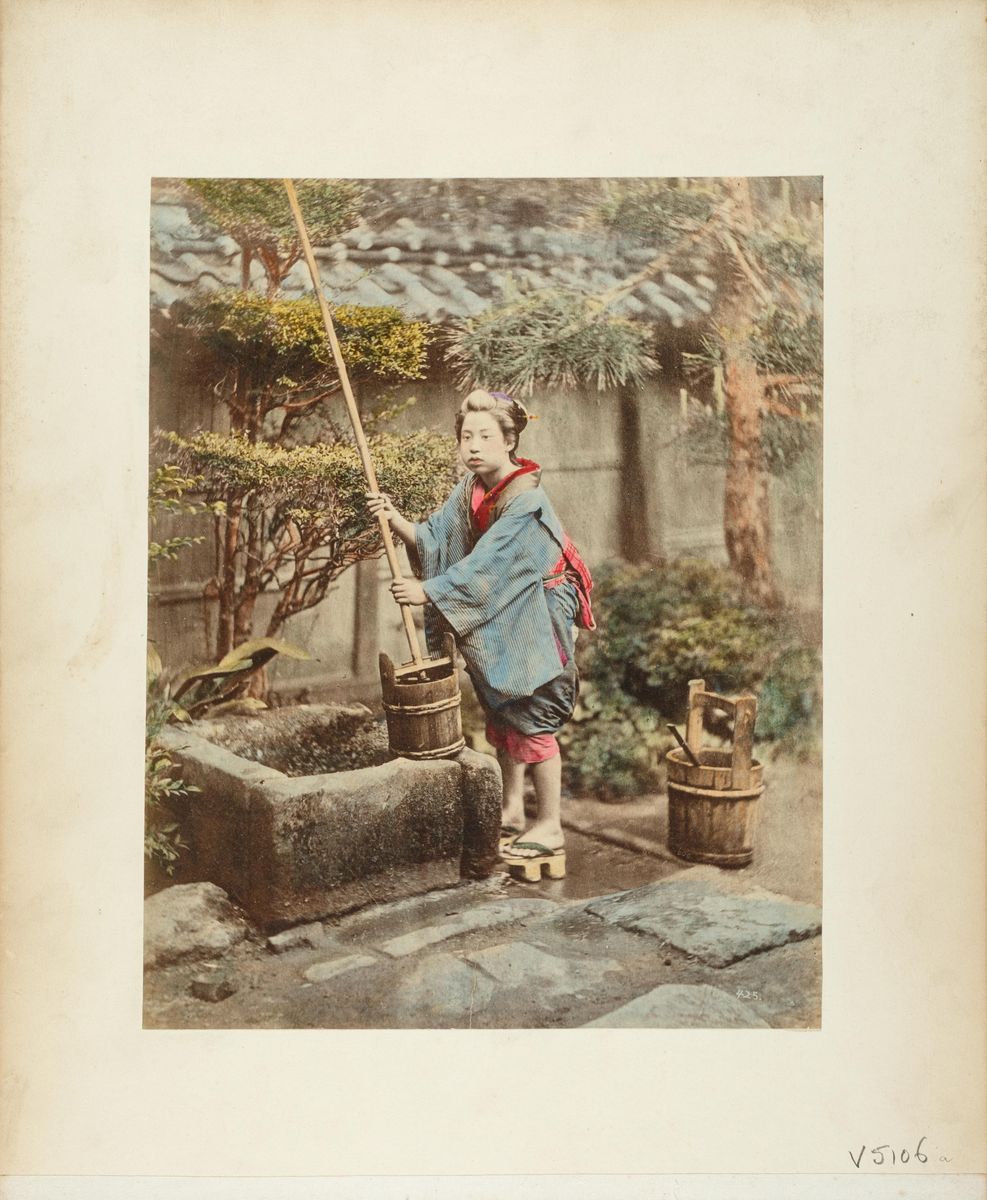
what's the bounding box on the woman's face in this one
[458,411,514,482]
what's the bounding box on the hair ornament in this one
[488,390,537,432]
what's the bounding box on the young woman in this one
[367,388,594,879]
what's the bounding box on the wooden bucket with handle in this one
[665,678,764,867]
[283,179,464,760]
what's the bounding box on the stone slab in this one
[267,922,330,954]
[465,941,623,997]
[584,983,771,1028]
[335,879,505,943]
[390,954,495,1026]
[584,866,822,968]
[303,954,379,983]
[377,899,558,958]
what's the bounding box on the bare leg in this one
[498,749,527,831]
[515,752,564,851]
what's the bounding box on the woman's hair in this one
[455,389,531,462]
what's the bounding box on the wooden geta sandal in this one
[501,841,567,881]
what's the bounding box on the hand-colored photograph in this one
[144,176,823,1029]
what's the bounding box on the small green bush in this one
[557,682,672,801]
[756,645,822,756]
[586,558,815,716]
[144,669,195,874]
[559,558,821,796]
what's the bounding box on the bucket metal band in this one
[383,695,462,716]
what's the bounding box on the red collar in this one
[471,458,540,533]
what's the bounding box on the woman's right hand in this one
[366,492,400,525]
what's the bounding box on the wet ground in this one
[503,828,682,901]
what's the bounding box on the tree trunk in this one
[215,500,242,659]
[616,382,655,561]
[240,246,252,291]
[717,176,779,607]
[722,349,778,606]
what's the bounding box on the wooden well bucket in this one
[378,632,465,760]
[666,679,764,868]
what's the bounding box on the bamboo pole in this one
[282,178,424,667]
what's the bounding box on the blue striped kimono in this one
[412,474,580,735]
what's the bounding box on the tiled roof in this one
[150,181,717,327]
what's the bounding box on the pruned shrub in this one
[560,558,820,797]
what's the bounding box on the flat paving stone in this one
[390,954,494,1026]
[584,866,821,968]
[376,898,558,958]
[334,879,505,943]
[584,983,771,1028]
[466,941,623,993]
[303,954,378,983]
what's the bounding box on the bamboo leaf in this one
[216,637,312,669]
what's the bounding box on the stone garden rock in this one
[584,983,771,1028]
[584,866,822,968]
[144,882,250,969]
[190,968,238,1003]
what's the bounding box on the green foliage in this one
[159,287,440,658]
[184,177,363,287]
[749,307,822,381]
[149,463,209,517]
[601,179,823,489]
[144,739,194,874]
[682,316,822,478]
[145,647,195,875]
[167,427,455,528]
[582,558,820,736]
[144,638,317,869]
[756,646,822,746]
[684,407,821,477]
[148,464,224,568]
[596,181,718,243]
[557,682,670,800]
[446,287,659,396]
[186,289,433,385]
[165,427,457,627]
[749,231,823,291]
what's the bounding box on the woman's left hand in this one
[390,578,427,606]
